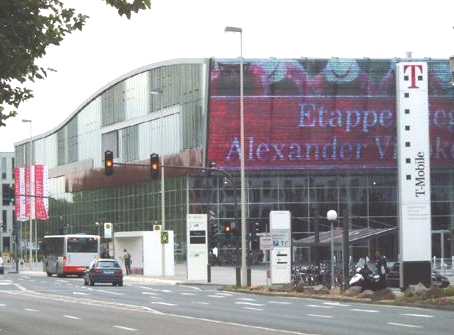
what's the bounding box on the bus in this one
[41,234,100,277]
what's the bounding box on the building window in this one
[1,157,6,179]
[102,131,119,159]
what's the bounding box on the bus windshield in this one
[67,237,98,253]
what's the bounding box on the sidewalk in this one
[3,262,270,287]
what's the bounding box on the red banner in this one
[15,165,49,221]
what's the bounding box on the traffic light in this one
[224,222,232,234]
[104,150,114,176]
[150,153,160,179]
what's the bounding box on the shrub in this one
[442,286,454,297]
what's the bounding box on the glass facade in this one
[13,58,454,265]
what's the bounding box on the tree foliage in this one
[0,0,151,126]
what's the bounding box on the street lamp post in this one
[327,209,338,290]
[22,119,33,265]
[224,25,247,287]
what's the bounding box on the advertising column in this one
[187,214,208,281]
[396,62,432,288]
[270,211,291,284]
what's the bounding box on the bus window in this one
[67,237,98,253]
[46,237,64,256]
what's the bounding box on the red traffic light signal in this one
[150,153,160,179]
[104,150,114,176]
[224,222,232,234]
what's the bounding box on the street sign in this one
[259,234,272,251]
[161,231,169,244]
[270,211,291,284]
[104,222,112,239]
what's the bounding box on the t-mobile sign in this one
[396,62,432,288]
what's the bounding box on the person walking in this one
[123,249,132,275]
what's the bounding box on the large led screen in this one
[207,58,454,170]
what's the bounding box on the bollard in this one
[247,268,251,287]
[236,267,241,287]
[207,264,211,283]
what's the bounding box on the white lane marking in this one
[93,289,124,296]
[268,301,291,305]
[235,301,265,307]
[237,297,256,301]
[387,322,423,329]
[180,292,195,296]
[141,306,165,315]
[351,308,379,313]
[14,283,27,291]
[307,304,332,309]
[142,292,159,296]
[24,308,39,312]
[160,289,172,293]
[208,295,225,298]
[64,315,81,320]
[73,291,89,296]
[401,313,434,318]
[192,301,210,305]
[151,301,177,306]
[323,302,350,307]
[113,325,137,331]
[180,285,202,291]
[0,281,13,285]
[215,292,233,296]
[0,304,6,307]
[307,314,333,319]
[242,307,263,311]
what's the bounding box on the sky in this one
[1,0,454,152]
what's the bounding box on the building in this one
[14,58,454,264]
[0,152,15,254]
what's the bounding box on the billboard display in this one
[207,58,454,170]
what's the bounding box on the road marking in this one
[307,314,333,319]
[323,302,350,307]
[24,308,39,312]
[208,295,225,298]
[151,301,177,306]
[73,291,89,296]
[142,292,159,296]
[215,292,233,296]
[14,283,27,291]
[93,289,124,296]
[237,297,256,301]
[180,285,202,291]
[160,289,172,293]
[235,301,264,307]
[141,306,165,315]
[113,325,137,331]
[351,308,379,313]
[401,313,433,318]
[387,322,423,329]
[192,301,210,305]
[0,281,13,285]
[64,315,81,320]
[242,307,263,311]
[307,304,332,309]
[180,292,195,296]
[0,304,6,307]
[268,301,292,305]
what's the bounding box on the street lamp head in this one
[326,209,338,221]
[225,26,242,33]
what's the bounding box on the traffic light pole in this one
[161,164,166,277]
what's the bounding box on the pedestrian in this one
[123,249,132,275]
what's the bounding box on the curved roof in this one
[15,58,208,147]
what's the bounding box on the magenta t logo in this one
[403,64,423,89]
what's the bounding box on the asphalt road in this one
[1,273,453,335]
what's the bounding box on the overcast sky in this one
[1,0,454,152]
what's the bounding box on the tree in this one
[0,0,151,126]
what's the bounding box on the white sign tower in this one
[396,62,432,288]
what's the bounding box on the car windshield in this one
[97,261,120,268]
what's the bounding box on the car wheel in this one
[46,272,52,277]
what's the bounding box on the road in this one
[0,273,453,335]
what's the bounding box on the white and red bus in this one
[41,234,100,277]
